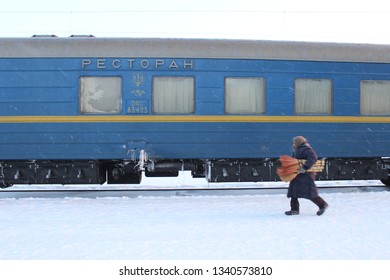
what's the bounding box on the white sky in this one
[1,0,390,44]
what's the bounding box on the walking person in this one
[285,136,329,216]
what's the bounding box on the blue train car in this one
[0,37,389,187]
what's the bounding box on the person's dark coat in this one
[287,143,319,199]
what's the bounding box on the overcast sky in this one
[1,0,390,44]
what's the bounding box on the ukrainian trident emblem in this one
[132,74,145,96]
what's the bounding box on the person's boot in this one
[312,196,329,216]
[285,210,299,215]
[285,198,299,215]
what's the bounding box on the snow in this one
[0,172,389,260]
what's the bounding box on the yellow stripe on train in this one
[0,115,390,123]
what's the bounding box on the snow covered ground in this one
[0,172,389,260]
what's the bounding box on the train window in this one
[153,76,195,114]
[225,77,266,114]
[360,80,390,115]
[294,78,333,114]
[79,76,122,114]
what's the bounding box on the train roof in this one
[1,37,390,63]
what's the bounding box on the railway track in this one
[0,185,387,199]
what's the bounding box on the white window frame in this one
[152,76,195,114]
[360,80,390,115]
[225,77,266,114]
[294,78,333,115]
[79,76,122,114]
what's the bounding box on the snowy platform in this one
[0,184,389,259]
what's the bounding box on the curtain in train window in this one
[153,76,194,114]
[225,77,266,114]
[79,76,122,114]
[294,78,333,114]
[360,80,390,115]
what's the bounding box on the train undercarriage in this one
[1,156,389,188]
